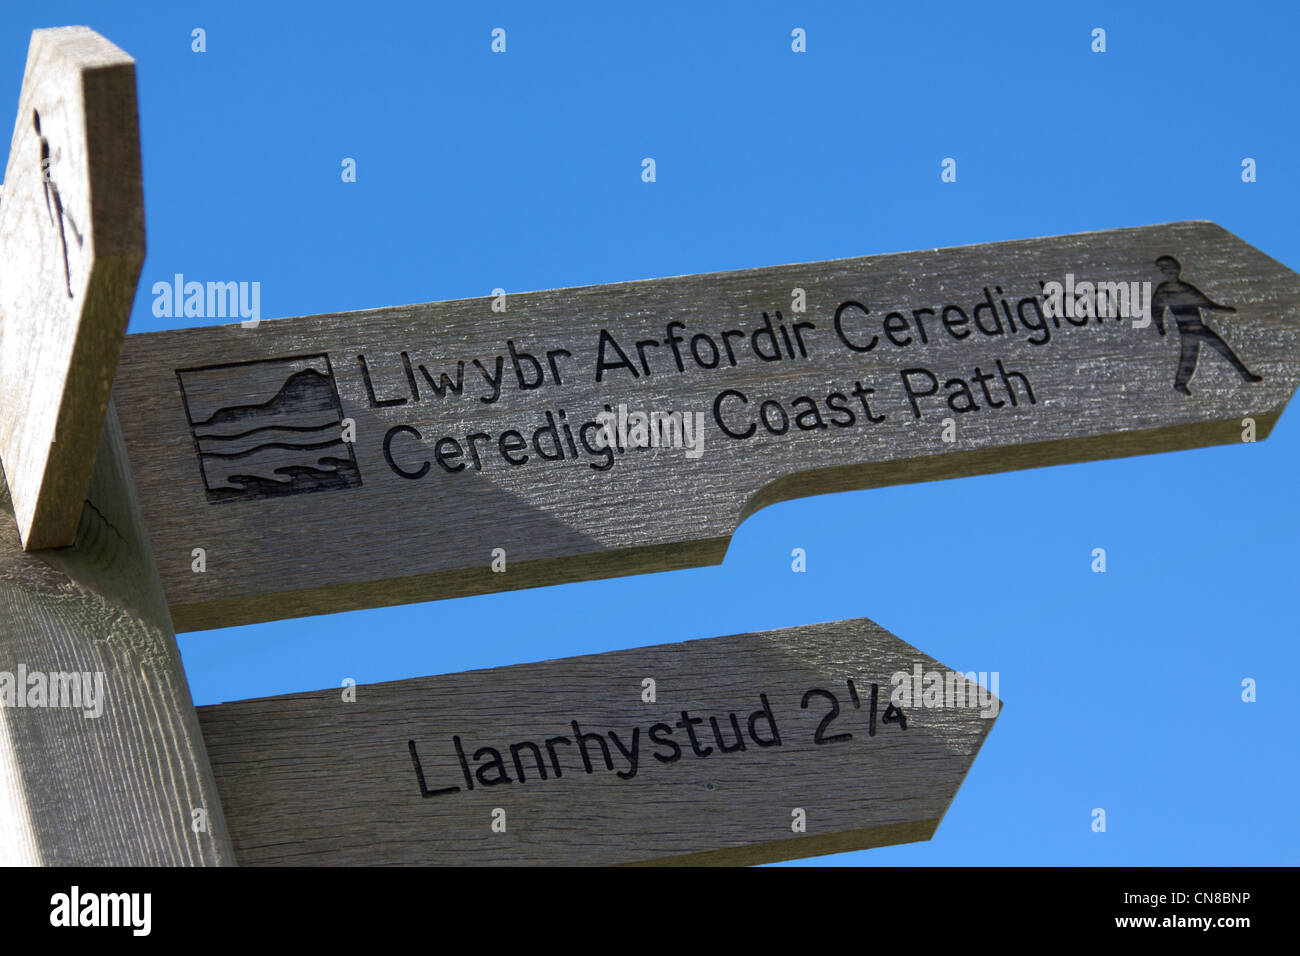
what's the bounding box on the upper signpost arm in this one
[0,26,145,550]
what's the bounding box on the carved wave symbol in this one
[192,368,359,497]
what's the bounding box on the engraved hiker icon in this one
[1151,255,1262,395]
[35,108,84,298]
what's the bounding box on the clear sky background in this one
[6,1,1296,865]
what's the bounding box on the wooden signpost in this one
[198,618,999,866]
[2,26,1298,867]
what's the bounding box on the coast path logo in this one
[176,354,361,502]
[1152,255,1263,395]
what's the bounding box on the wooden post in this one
[0,403,235,864]
[0,28,234,865]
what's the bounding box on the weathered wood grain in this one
[114,221,1300,631]
[0,27,145,550]
[0,402,234,864]
[198,617,1000,866]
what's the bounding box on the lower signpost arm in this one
[0,402,235,864]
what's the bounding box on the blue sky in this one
[7,1,1296,865]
